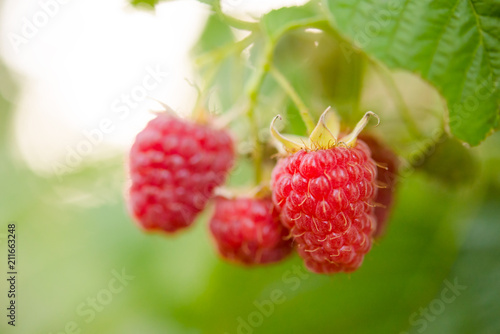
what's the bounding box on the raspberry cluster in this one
[126,108,397,274]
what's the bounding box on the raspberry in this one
[270,109,379,274]
[128,113,234,233]
[359,134,399,238]
[209,196,293,265]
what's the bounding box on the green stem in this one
[192,33,256,122]
[370,59,424,139]
[190,80,206,123]
[190,68,220,123]
[195,33,256,68]
[246,41,274,184]
[213,0,259,31]
[350,56,366,124]
[270,65,315,134]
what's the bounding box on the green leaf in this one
[130,0,161,9]
[261,2,326,41]
[192,14,235,56]
[192,14,243,111]
[324,0,500,146]
[131,0,211,10]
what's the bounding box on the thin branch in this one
[270,65,315,134]
[245,41,274,184]
[195,33,256,68]
[213,0,259,31]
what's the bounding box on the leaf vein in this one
[468,0,497,81]
[384,0,411,52]
[458,41,481,104]
[424,0,461,77]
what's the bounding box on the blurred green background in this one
[1,1,500,333]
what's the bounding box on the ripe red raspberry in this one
[128,113,234,233]
[272,143,377,273]
[359,134,399,238]
[270,109,379,274]
[209,196,293,265]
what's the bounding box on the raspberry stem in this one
[213,0,259,32]
[189,80,208,124]
[195,33,256,68]
[245,40,274,184]
[192,34,256,123]
[270,65,316,134]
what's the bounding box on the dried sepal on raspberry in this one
[270,107,380,274]
[128,106,235,234]
[270,107,379,153]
